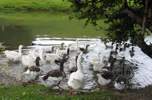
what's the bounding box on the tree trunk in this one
[136,35,152,58]
[141,0,148,35]
[121,9,152,32]
[135,0,152,58]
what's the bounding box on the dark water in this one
[0,12,105,49]
[0,18,33,49]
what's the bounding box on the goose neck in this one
[18,45,23,56]
[39,49,45,60]
[77,52,83,72]
[52,46,55,52]
[59,62,64,71]
[56,49,59,55]
[76,39,79,50]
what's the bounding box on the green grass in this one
[0,0,71,12]
[0,84,118,100]
[0,84,152,100]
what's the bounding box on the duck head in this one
[79,44,90,54]
[35,56,41,66]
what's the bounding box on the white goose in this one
[38,48,46,65]
[67,51,84,94]
[45,44,69,64]
[114,81,125,90]
[45,49,60,64]
[56,45,70,57]
[4,45,23,62]
[91,53,107,72]
[21,49,37,68]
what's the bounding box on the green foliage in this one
[127,0,143,8]
[0,43,5,53]
[68,0,151,43]
[69,0,123,25]
[106,13,135,42]
[0,0,71,12]
[0,48,4,53]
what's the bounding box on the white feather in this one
[68,52,84,90]
[4,45,23,62]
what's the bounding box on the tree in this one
[68,0,152,58]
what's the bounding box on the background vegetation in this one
[0,0,71,12]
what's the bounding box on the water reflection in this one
[0,18,33,49]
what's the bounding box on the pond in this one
[0,11,107,49]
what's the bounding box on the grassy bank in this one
[0,84,117,100]
[0,84,152,100]
[0,0,71,12]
